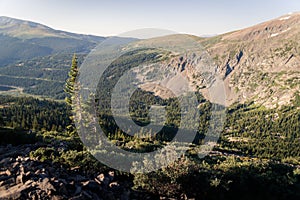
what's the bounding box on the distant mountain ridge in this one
[0,16,104,41]
[0,16,105,66]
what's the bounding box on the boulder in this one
[16,171,31,184]
[82,180,101,192]
[74,184,82,196]
[0,176,15,186]
[0,180,33,199]
[0,157,13,165]
[96,173,110,187]
[5,169,12,176]
[58,182,68,196]
[37,177,56,194]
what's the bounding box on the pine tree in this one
[32,116,39,130]
[65,54,79,106]
[64,54,79,136]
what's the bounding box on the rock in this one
[0,157,13,165]
[96,173,105,182]
[0,180,33,199]
[82,180,101,192]
[69,194,85,200]
[0,174,13,182]
[38,172,48,180]
[16,156,23,162]
[23,160,35,169]
[51,195,64,200]
[5,169,12,176]
[38,177,56,194]
[108,171,115,182]
[12,161,20,168]
[109,182,119,188]
[76,174,87,182]
[25,171,31,176]
[1,177,15,186]
[16,174,24,184]
[58,178,67,185]
[82,191,93,199]
[109,182,123,197]
[23,157,30,162]
[16,172,30,184]
[25,147,31,153]
[58,182,68,196]
[34,169,41,175]
[74,184,82,195]
[28,191,38,199]
[50,177,56,182]
[66,180,76,193]
[70,166,81,172]
[96,173,110,187]
[19,165,25,174]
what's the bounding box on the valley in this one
[0,13,299,199]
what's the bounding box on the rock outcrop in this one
[0,144,152,200]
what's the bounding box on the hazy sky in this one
[0,0,300,36]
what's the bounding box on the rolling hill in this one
[0,16,105,66]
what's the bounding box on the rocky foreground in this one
[0,144,156,200]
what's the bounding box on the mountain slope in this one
[198,12,300,107]
[0,16,105,66]
[0,34,52,65]
[0,16,103,42]
[118,12,300,108]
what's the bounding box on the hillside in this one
[0,16,106,99]
[93,13,300,108]
[0,16,105,66]
[200,12,300,107]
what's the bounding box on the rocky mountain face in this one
[200,12,300,107]
[126,13,300,108]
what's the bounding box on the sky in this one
[0,0,300,37]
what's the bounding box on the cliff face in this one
[129,13,300,108]
[202,12,300,107]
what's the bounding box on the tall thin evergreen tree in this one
[64,54,79,136]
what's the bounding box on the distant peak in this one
[0,16,50,31]
[0,16,27,23]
